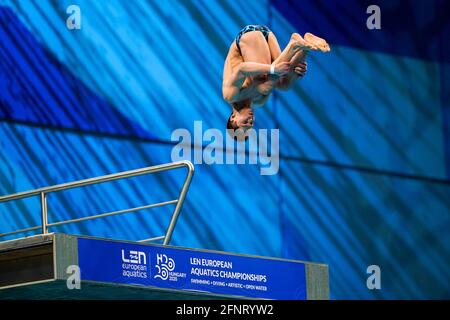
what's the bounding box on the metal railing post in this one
[40,192,48,234]
[163,161,194,245]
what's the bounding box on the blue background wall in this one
[0,0,449,299]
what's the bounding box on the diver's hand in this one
[273,61,291,76]
[294,61,307,78]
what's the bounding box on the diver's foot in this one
[289,33,318,52]
[304,32,331,53]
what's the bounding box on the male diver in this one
[222,25,330,133]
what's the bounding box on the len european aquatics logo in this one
[121,249,148,279]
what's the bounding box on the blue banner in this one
[78,238,307,300]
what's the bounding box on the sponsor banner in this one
[78,238,306,300]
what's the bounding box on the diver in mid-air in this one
[222,25,330,136]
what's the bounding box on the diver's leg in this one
[276,33,330,89]
[271,33,315,65]
[267,33,313,89]
[268,33,311,88]
[268,32,308,64]
[267,32,282,62]
[239,31,279,95]
[239,30,272,64]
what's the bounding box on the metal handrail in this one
[0,160,194,245]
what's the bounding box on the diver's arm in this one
[223,62,289,103]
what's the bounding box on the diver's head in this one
[226,101,254,131]
[226,101,254,142]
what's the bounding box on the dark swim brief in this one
[235,25,271,55]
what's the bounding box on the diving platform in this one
[0,161,329,300]
[0,233,329,300]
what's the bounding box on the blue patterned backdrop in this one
[0,0,449,299]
